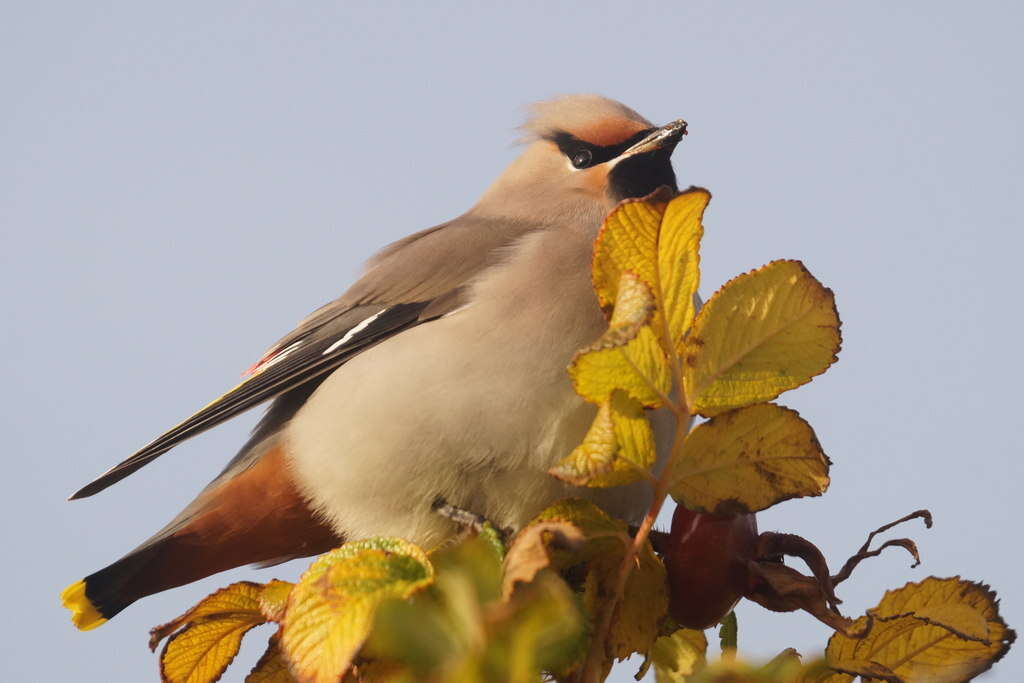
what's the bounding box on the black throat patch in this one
[607,150,678,202]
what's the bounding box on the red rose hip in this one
[664,504,758,629]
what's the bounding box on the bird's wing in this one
[70,213,541,499]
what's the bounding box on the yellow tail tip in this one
[61,580,107,631]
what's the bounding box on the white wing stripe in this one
[322,309,387,355]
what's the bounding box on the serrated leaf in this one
[281,538,434,683]
[593,192,669,310]
[588,539,667,661]
[246,631,296,683]
[550,400,615,485]
[529,498,631,542]
[147,581,276,683]
[870,576,1004,640]
[150,582,265,651]
[669,403,830,514]
[658,191,707,345]
[826,577,1016,682]
[502,521,585,599]
[160,613,265,683]
[549,391,656,487]
[369,533,585,682]
[430,529,506,607]
[683,260,840,416]
[570,272,671,406]
[650,627,707,682]
[499,571,588,679]
[514,500,667,662]
[592,188,708,347]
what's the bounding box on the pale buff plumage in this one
[64,95,686,627]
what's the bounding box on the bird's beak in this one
[622,119,688,158]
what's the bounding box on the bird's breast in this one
[284,228,656,547]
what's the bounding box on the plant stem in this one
[579,266,697,681]
[579,406,694,682]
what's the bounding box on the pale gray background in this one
[2,2,1021,681]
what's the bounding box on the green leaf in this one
[650,628,708,682]
[719,611,738,657]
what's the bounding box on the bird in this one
[62,94,687,630]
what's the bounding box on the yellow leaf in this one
[870,577,1005,639]
[502,521,585,599]
[550,399,616,485]
[570,272,671,406]
[514,500,666,662]
[593,192,668,310]
[573,530,665,663]
[683,260,840,416]
[150,582,265,651]
[149,582,283,683]
[160,613,265,683]
[259,580,294,623]
[592,188,708,346]
[669,403,830,514]
[246,631,296,683]
[281,538,434,683]
[826,577,1015,682]
[549,390,656,487]
[910,604,990,642]
[658,191,707,346]
[649,627,707,682]
[604,540,667,661]
[603,392,656,483]
[527,498,631,547]
[500,571,590,680]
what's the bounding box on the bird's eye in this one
[571,148,593,169]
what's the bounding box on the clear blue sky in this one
[2,2,1021,680]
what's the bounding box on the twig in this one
[831,509,931,586]
[578,248,696,680]
[578,370,693,681]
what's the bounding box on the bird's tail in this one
[60,441,341,630]
[61,541,169,629]
[61,580,107,631]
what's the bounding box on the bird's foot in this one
[431,497,512,544]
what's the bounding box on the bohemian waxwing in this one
[62,94,688,629]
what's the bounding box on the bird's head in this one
[476,95,686,225]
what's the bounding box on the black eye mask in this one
[547,128,656,169]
